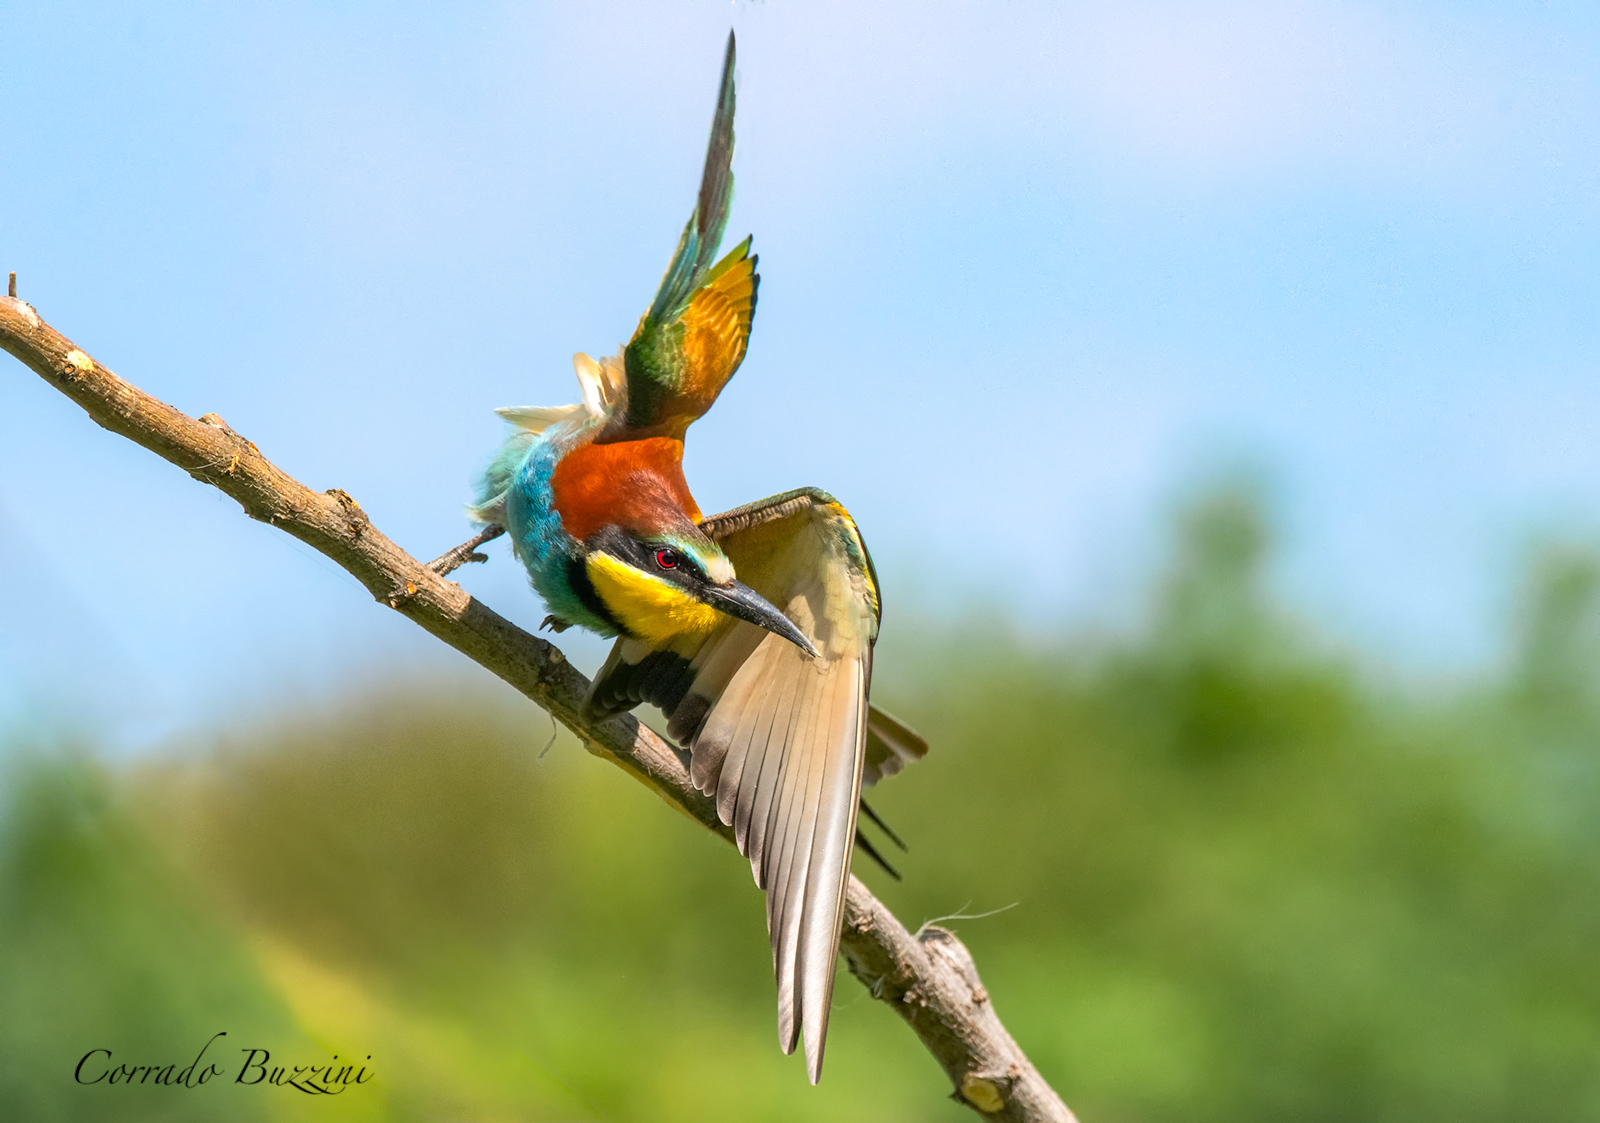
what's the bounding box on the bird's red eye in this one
[655,548,680,569]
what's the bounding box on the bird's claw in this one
[427,525,506,578]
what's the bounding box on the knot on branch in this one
[325,488,370,539]
[919,925,983,994]
[198,412,235,434]
[194,413,264,479]
[62,348,93,380]
[957,1070,1018,1114]
[383,577,421,609]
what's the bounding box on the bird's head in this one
[549,437,813,655]
[582,520,815,656]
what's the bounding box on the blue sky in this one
[4,1,1600,745]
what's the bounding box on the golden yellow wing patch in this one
[678,246,756,409]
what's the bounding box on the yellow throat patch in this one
[586,552,725,646]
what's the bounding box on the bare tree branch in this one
[0,292,1077,1123]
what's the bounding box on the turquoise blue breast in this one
[504,437,618,637]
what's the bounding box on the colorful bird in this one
[469,31,926,1083]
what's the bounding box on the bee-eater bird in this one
[468,32,925,1083]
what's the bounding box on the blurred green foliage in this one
[4,484,1600,1121]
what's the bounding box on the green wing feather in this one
[622,31,759,438]
[647,31,736,326]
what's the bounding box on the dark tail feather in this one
[695,31,737,266]
[859,798,907,852]
[853,828,902,881]
[647,30,737,323]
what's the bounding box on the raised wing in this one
[618,31,759,441]
[583,488,903,1083]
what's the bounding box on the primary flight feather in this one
[471,31,925,1083]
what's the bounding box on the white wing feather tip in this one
[493,403,586,432]
[573,352,605,417]
[571,350,629,420]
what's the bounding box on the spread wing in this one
[619,31,759,440]
[582,488,918,1083]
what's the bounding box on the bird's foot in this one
[540,615,573,633]
[427,524,505,578]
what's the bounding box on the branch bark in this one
[0,291,1076,1123]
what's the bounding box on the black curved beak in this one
[703,580,819,658]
